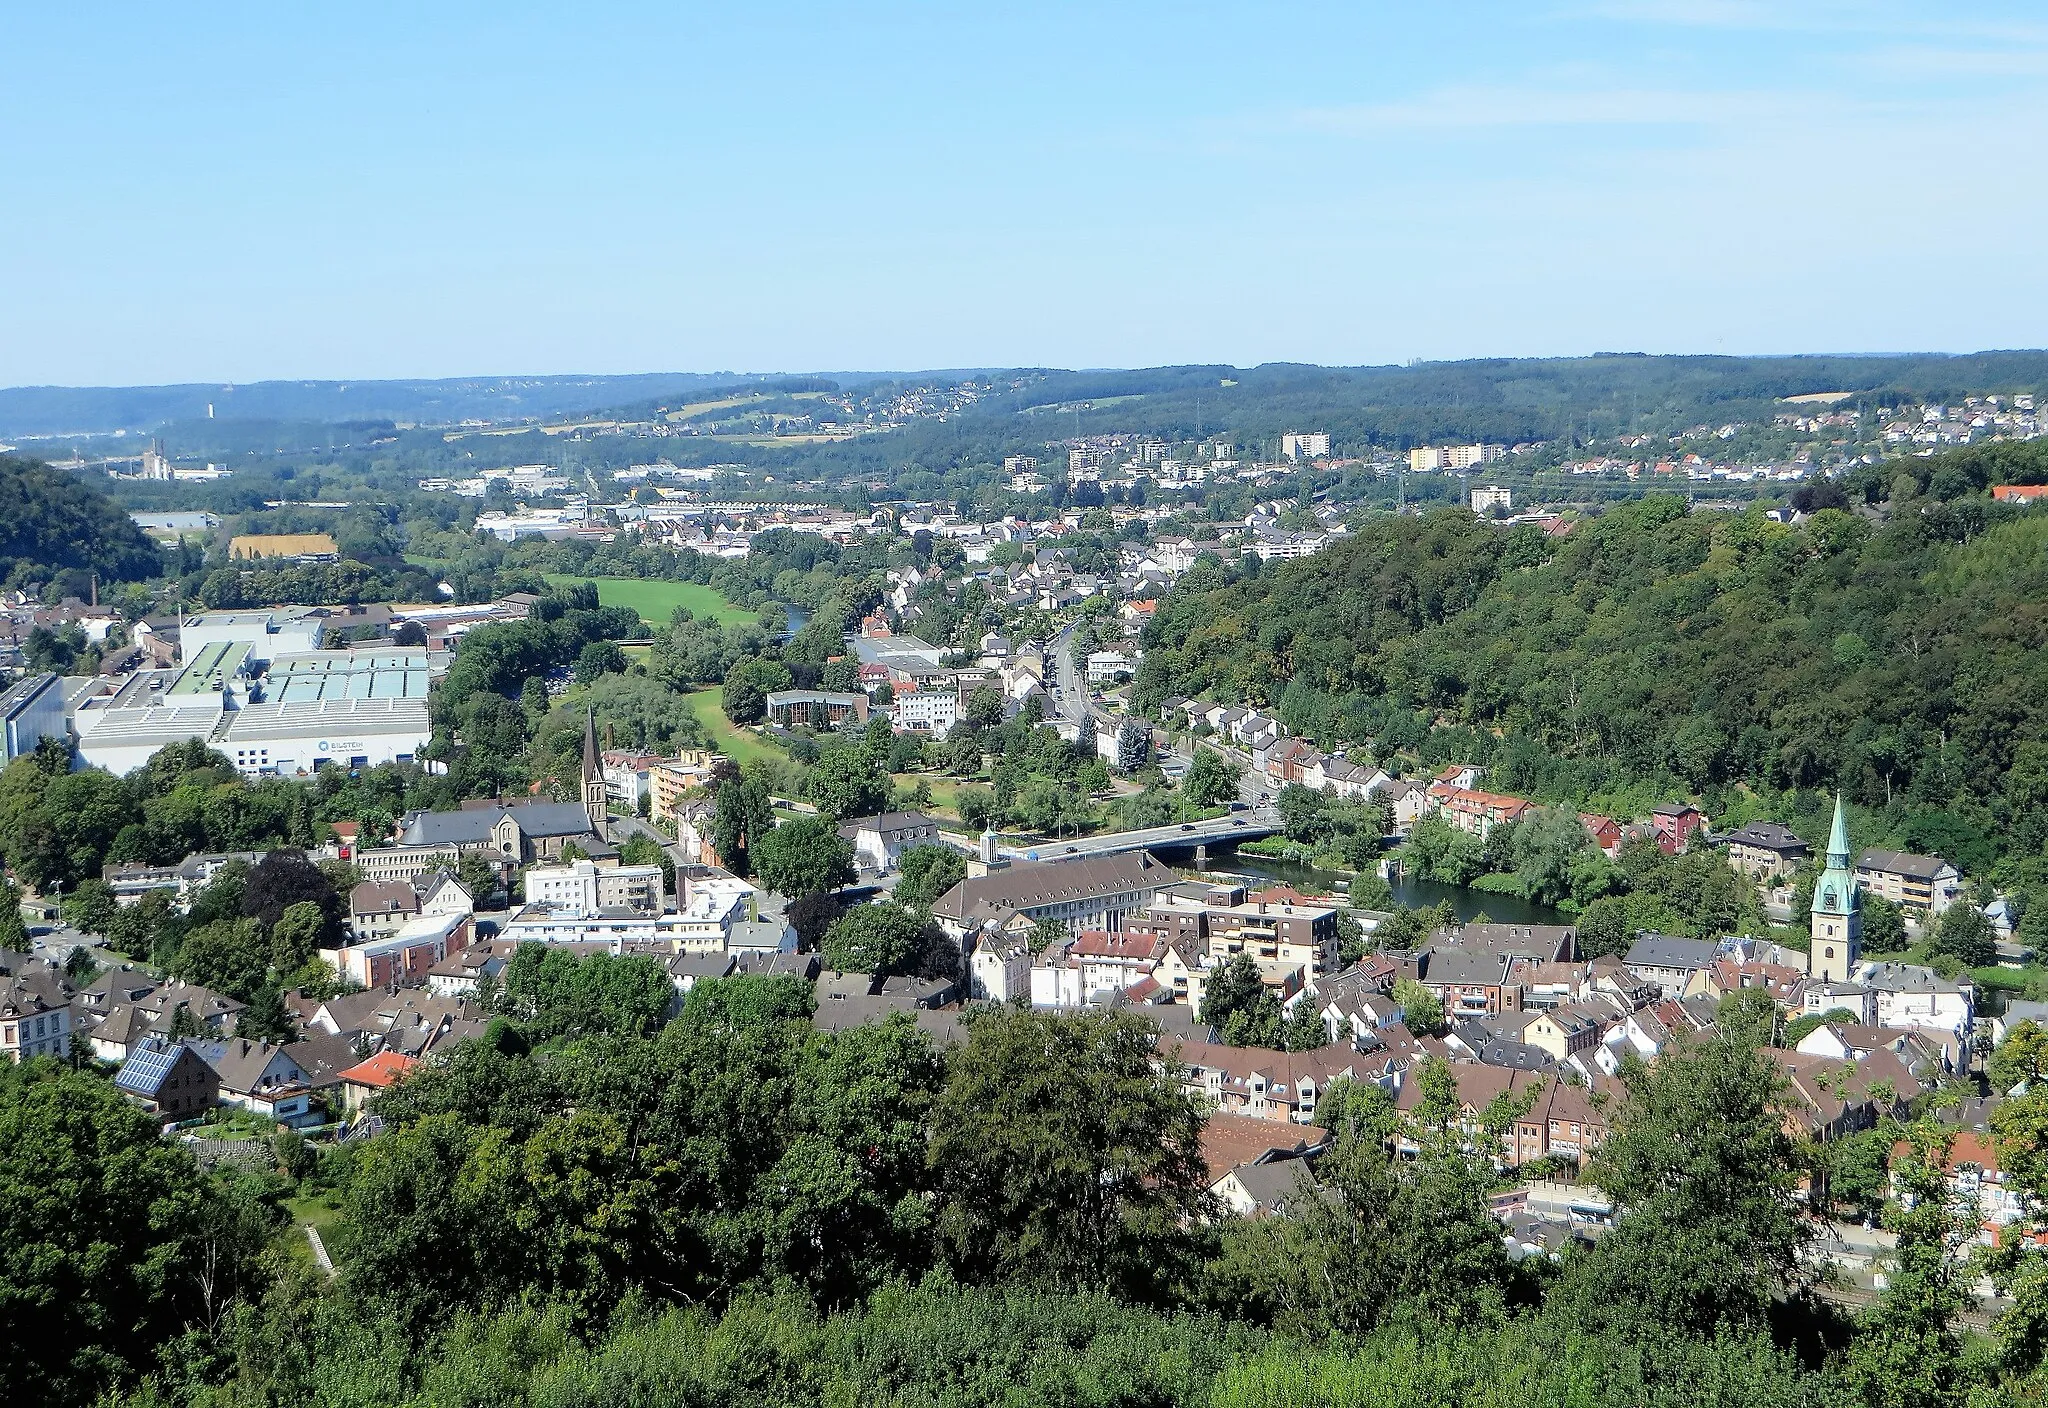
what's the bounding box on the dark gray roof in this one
[1624,934,1720,972]
[1420,950,1510,986]
[397,802,594,847]
[1725,821,1808,853]
[1223,1159,1318,1214]
[932,852,1166,926]
[1468,1039,1555,1071]
[1857,849,1954,881]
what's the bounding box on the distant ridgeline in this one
[1137,437,2048,877]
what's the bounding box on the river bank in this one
[1213,850,1569,926]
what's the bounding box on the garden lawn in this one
[684,688,783,766]
[543,575,754,628]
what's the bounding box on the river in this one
[1213,851,1568,926]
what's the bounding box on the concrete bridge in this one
[1003,811,1281,866]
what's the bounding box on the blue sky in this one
[6,1,2047,384]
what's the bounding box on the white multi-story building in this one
[1086,649,1138,685]
[1280,432,1330,460]
[523,860,666,914]
[890,689,960,733]
[0,968,71,1061]
[1471,485,1512,513]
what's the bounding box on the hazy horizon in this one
[9,2,2047,385]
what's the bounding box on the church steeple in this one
[1808,792,1860,981]
[580,710,607,833]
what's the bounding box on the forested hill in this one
[1136,444,2048,883]
[0,455,160,584]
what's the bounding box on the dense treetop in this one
[1138,481,2048,888]
[0,454,160,585]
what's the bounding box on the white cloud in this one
[1289,84,1829,135]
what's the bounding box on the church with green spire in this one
[1809,793,1860,981]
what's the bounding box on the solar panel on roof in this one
[115,1041,181,1093]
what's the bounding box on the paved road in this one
[1047,625,1096,734]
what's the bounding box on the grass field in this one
[683,688,783,765]
[544,575,754,628]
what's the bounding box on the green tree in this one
[807,747,890,821]
[237,982,297,1044]
[268,899,328,973]
[1392,977,1447,1037]
[965,685,1005,729]
[929,1007,1209,1295]
[0,876,27,950]
[0,1060,270,1407]
[954,784,997,832]
[1560,1035,1809,1338]
[894,844,967,910]
[1862,892,1908,952]
[1200,952,1270,1032]
[1991,1020,2048,1096]
[1405,814,1485,887]
[821,902,929,975]
[58,877,116,935]
[1933,901,1995,968]
[573,639,627,683]
[1574,894,1635,959]
[1184,748,1243,809]
[751,816,855,898]
[1841,1120,1971,1408]
[710,774,774,876]
[1715,987,1778,1048]
[617,831,677,899]
[1348,871,1395,911]
[1214,1065,1513,1338]
[170,917,269,1000]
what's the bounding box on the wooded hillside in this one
[0,455,161,585]
[1137,460,2048,887]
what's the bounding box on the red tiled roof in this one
[338,1049,422,1090]
[1197,1111,1325,1181]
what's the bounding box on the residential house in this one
[970,941,1032,1003]
[1795,978,1878,1025]
[1624,934,1721,996]
[1896,1130,2023,1242]
[1579,814,1624,859]
[1428,783,1534,838]
[1857,961,1975,1039]
[1651,803,1708,853]
[524,859,665,914]
[1,964,73,1061]
[349,880,421,942]
[1391,1065,1614,1169]
[320,910,472,989]
[1378,778,1430,833]
[113,1037,220,1122]
[1213,1157,1320,1218]
[1167,1038,1366,1124]
[1795,1021,1949,1077]
[1524,1003,1608,1061]
[1767,1048,1919,1141]
[184,1037,322,1126]
[837,812,942,874]
[336,1049,422,1118]
[1723,821,1811,881]
[1856,850,1964,920]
